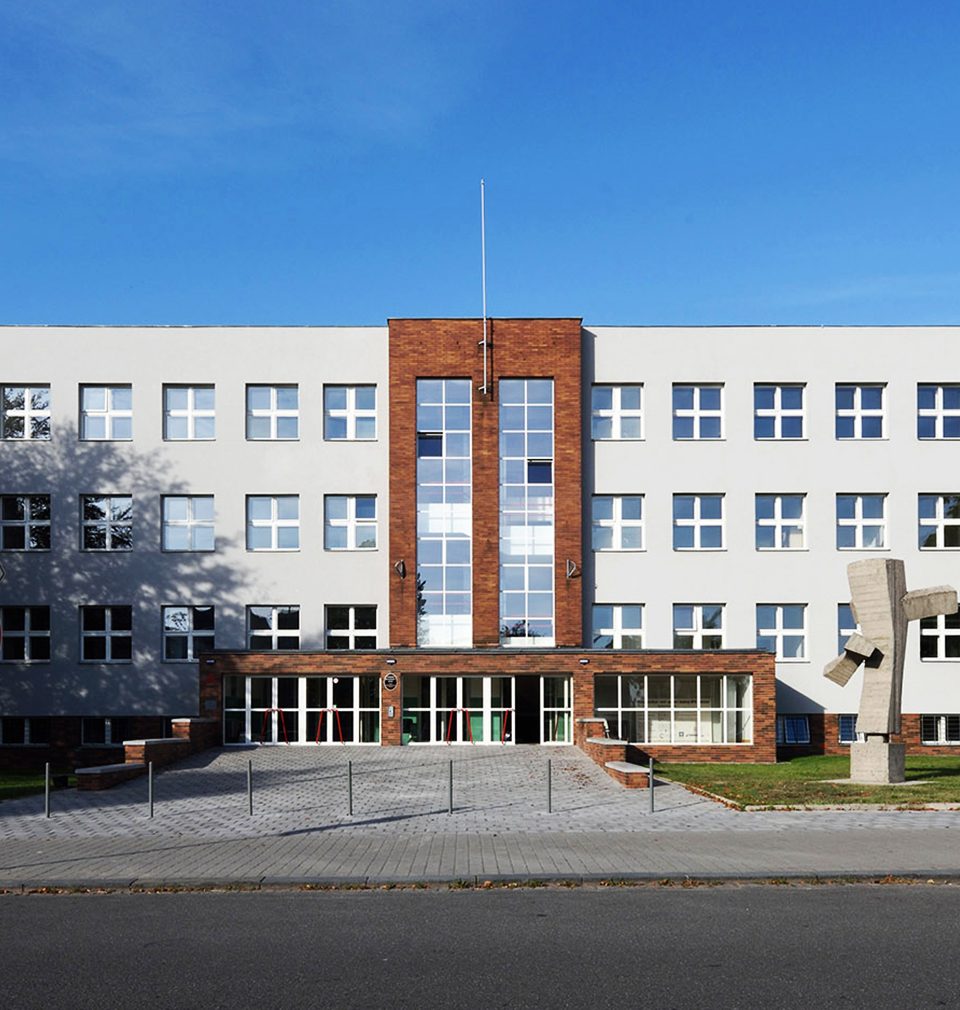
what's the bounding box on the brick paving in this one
[2,746,960,886]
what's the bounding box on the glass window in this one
[836,384,885,439]
[591,385,643,440]
[921,715,960,744]
[592,495,644,551]
[591,604,643,648]
[162,495,215,551]
[80,385,132,440]
[247,605,300,651]
[0,606,51,662]
[246,385,299,440]
[1,385,51,440]
[164,385,215,440]
[756,604,807,661]
[753,384,804,440]
[673,494,724,550]
[324,385,377,440]
[836,494,887,550]
[919,494,960,549]
[324,495,377,550]
[838,714,859,744]
[80,605,132,662]
[162,605,215,662]
[920,612,960,661]
[673,604,724,649]
[837,603,860,655]
[246,495,300,551]
[81,495,133,551]
[325,605,377,649]
[755,494,805,550]
[917,384,960,439]
[776,715,810,744]
[672,384,723,440]
[0,494,51,551]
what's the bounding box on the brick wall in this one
[388,318,583,649]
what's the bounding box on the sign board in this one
[383,672,398,691]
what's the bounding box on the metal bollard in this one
[649,756,655,814]
[448,759,453,815]
[348,760,353,817]
[547,758,552,814]
[44,762,50,819]
[148,761,154,819]
[247,759,253,816]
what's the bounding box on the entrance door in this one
[541,676,572,744]
[401,676,514,744]
[514,677,540,744]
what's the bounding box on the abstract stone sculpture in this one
[823,558,958,784]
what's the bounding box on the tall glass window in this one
[499,378,555,646]
[416,379,472,647]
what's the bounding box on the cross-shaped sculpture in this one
[823,558,958,783]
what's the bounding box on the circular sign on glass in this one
[384,673,398,691]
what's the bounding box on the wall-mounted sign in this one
[384,673,398,691]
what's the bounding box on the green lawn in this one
[658,754,960,808]
[0,772,75,803]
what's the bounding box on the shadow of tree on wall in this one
[0,425,249,717]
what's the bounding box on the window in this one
[921,715,960,745]
[594,673,752,744]
[0,717,50,745]
[591,385,643,440]
[247,606,300,651]
[592,495,644,550]
[835,384,885,439]
[162,496,215,551]
[837,603,860,655]
[246,495,300,551]
[776,715,810,744]
[325,605,377,649]
[80,385,132,440]
[753,384,804,440]
[919,494,960,549]
[920,612,960,661]
[324,385,376,440]
[0,495,51,551]
[80,606,132,662]
[672,384,723,440]
[324,495,377,550]
[162,605,215,662]
[918,384,960,439]
[246,385,299,440]
[836,494,887,550]
[164,385,215,440]
[80,495,133,551]
[81,717,122,746]
[756,604,806,661]
[1,385,50,440]
[755,494,805,550]
[0,606,50,661]
[838,714,859,745]
[673,494,724,550]
[592,604,643,648]
[673,604,724,649]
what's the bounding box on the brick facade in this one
[778,711,960,758]
[388,318,583,649]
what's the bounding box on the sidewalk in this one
[2,746,960,887]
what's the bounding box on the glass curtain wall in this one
[499,379,555,646]
[416,379,472,646]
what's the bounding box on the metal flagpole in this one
[480,178,488,395]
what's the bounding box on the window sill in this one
[245,437,301,442]
[756,548,809,553]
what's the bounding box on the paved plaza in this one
[3,746,960,886]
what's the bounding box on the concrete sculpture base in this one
[850,739,906,785]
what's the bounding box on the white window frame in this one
[591,495,644,551]
[756,603,807,662]
[247,605,301,651]
[591,385,643,440]
[672,384,724,440]
[836,493,888,551]
[920,613,960,662]
[917,384,960,440]
[162,605,215,663]
[673,494,724,551]
[921,715,960,745]
[919,494,960,550]
[837,603,861,655]
[672,603,725,650]
[163,385,216,441]
[755,494,806,551]
[0,494,51,551]
[838,714,859,745]
[324,495,378,550]
[324,385,377,441]
[80,385,132,441]
[591,604,644,649]
[835,383,885,440]
[325,605,378,649]
[245,385,299,440]
[753,384,805,440]
[80,494,133,552]
[162,495,215,552]
[246,495,300,551]
[1,385,51,440]
[80,605,133,663]
[0,606,51,662]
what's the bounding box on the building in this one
[1,319,957,769]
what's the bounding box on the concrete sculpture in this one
[824,558,958,784]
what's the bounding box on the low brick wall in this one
[171,716,220,752]
[123,738,190,768]
[76,762,146,791]
[604,762,650,789]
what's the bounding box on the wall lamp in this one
[386,658,397,665]
[394,559,407,579]
[579,658,589,665]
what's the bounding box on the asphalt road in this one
[5,885,960,1009]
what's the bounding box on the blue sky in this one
[2,1,960,325]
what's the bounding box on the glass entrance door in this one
[401,675,514,744]
[541,676,572,744]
